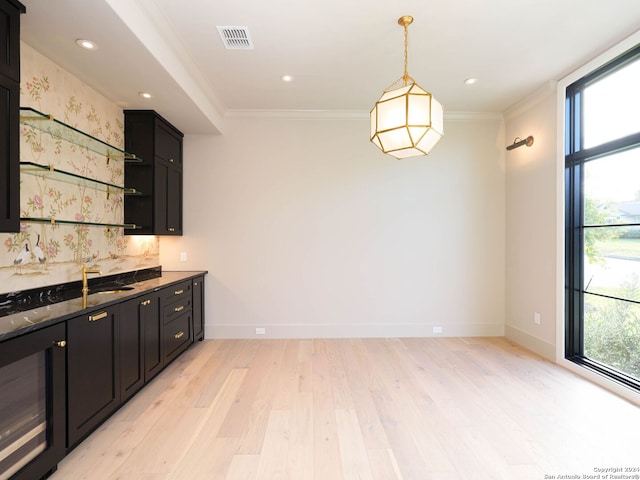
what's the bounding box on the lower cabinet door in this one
[66,305,120,448]
[141,293,162,382]
[193,276,204,341]
[119,298,144,403]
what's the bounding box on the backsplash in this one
[0,43,159,295]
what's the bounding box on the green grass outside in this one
[599,237,640,259]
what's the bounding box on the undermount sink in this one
[92,286,135,294]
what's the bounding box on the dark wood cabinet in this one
[161,280,192,326]
[64,277,203,449]
[160,280,193,364]
[119,298,145,403]
[124,110,183,235]
[2,273,205,475]
[193,276,205,341]
[0,0,25,233]
[66,305,120,448]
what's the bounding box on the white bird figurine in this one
[14,243,31,274]
[33,234,46,265]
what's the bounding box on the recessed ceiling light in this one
[139,92,152,99]
[76,39,98,50]
[464,78,478,85]
[281,75,294,82]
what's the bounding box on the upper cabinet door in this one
[0,0,25,81]
[155,120,182,168]
[0,0,25,233]
[0,75,19,232]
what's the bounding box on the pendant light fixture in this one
[370,16,444,159]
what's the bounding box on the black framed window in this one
[565,44,640,390]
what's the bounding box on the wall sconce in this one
[506,136,534,151]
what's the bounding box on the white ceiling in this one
[19,0,640,135]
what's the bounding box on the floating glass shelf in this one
[20,162,141,197]
[20,217,139,230]
[19,107,142,163]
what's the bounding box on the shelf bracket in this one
[19,114,54,122]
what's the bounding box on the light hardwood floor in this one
[51,338,640,479]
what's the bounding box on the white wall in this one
[504,83,559,360]
[161,113,506,339]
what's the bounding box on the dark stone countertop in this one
[0,270,207,343]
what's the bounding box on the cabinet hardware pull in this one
[174,305,184,312]
[194,282,198,286]
[169,158,174,163]
[174,331,184,339]
[54,340,67,348]
[174,289,184,295]
[168,227,175,232]
[141,299,151,306]
[89,311,108,322]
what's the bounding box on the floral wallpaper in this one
[0,43,159,295]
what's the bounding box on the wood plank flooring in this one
[51,338,640,479]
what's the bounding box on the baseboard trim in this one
[205,322,504,340]
[505,324,555,361]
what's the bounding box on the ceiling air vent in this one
[217,26,254,50]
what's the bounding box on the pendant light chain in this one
[403,22,409,85]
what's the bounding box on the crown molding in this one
[503,81,557,121]
[224,109,503,122]
[444,111,503,122]
[225,109,368,119]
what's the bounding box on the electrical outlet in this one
[432,326,443,334]
[255,327,266,335]
[534,312,541,325]
[180,252,188,262]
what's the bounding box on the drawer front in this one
[162,296,192,325]
[161,280,192,304]
[163,311,192,363]
[161,280,192,324]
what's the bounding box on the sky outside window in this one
[583,57,640,150]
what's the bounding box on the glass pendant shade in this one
[370,82,444,159]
